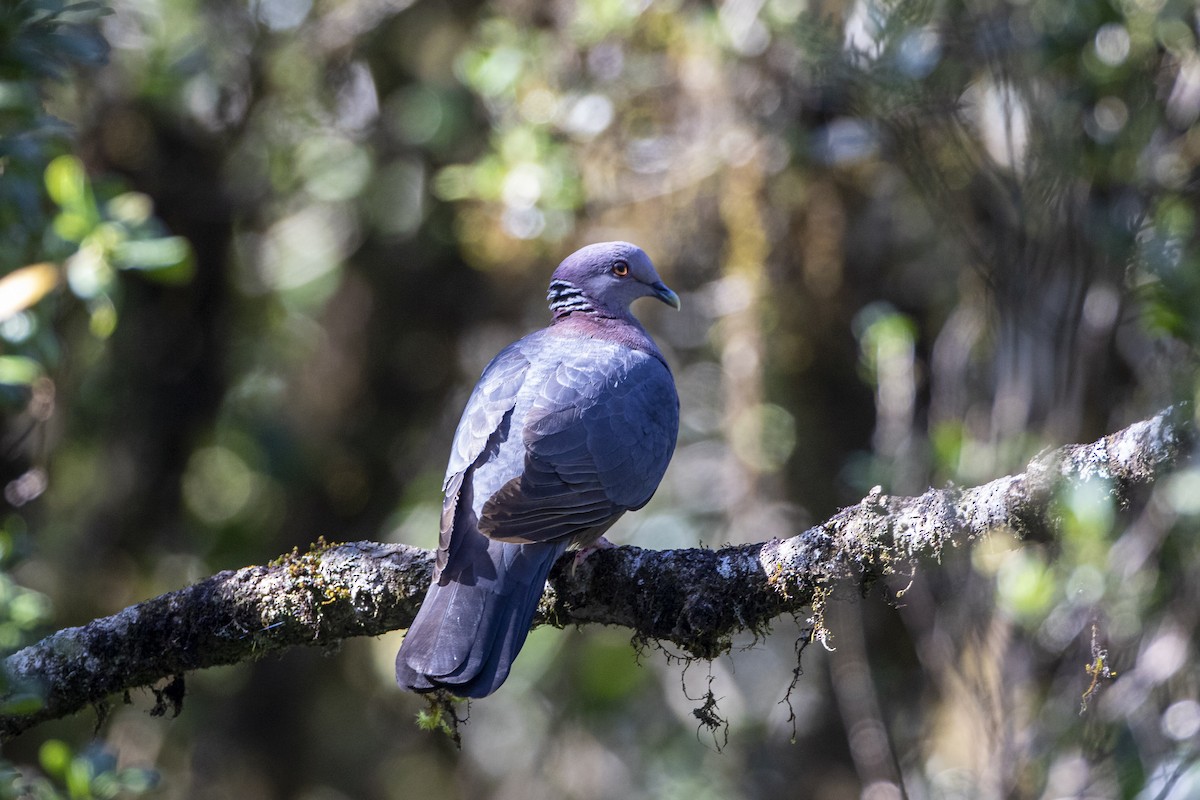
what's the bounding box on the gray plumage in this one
[395,241,680,698]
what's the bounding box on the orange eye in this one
[612,260,630,277]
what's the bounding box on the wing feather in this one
[477,345,679,545]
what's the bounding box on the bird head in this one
[547,241,681,320]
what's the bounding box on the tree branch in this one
[1,406,1191,740]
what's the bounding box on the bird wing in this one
[435,338,535,574]
[442,339,534,487]
[478,346,679,545]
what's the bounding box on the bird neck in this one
[548,313,667,364]
[547,279,599,319]
[547,286,637,325]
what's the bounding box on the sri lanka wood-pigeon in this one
[395,242,680,698]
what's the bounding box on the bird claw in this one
[572,536,616,572]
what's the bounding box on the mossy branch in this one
[0,406,1191,740]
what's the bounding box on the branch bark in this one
[0,406,1191,740]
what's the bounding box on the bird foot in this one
[572,536,616,572]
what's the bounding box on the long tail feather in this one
[395,539,566,698]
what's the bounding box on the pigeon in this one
[395,241,680,698]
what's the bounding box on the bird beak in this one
[650,281,682,310]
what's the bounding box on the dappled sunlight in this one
[3,0,1200,796]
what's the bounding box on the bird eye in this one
[612,260,630,277]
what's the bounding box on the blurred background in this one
[3,0,1200,797]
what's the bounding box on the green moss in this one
[415,691,463,748]
[266,537,353,612]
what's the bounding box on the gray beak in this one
[650,281,682,310]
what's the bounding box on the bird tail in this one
[395,540,566,698]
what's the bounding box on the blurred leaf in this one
[0,262,60,322]
[63,246,112,299]
[44,155,88,210]
[0,692,44,716]
[112,236,195,284]
[8,590,49,627]
[1059,479,1116,563]
[458,42,524,98]
[86,293,116,339]
[997,548,1058,622]
[104,192,153,227]
[0,355,43,385]
[38,740,71,781]
[65,756,93,799]
[854,302,917,386]
[45,155,98,242]
[930,420,964,474]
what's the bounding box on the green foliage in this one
[0,517,52,720]
[1,6,176,798]
[0,0,109,270]
[0,356,43,387]
[0,2,193,403]
[853,302,917,389]
[0,512,49,649]
[4,0,1200,797]
[0,740,156,800]
[43,154,196,332]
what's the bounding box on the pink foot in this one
[572,536,617,570]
